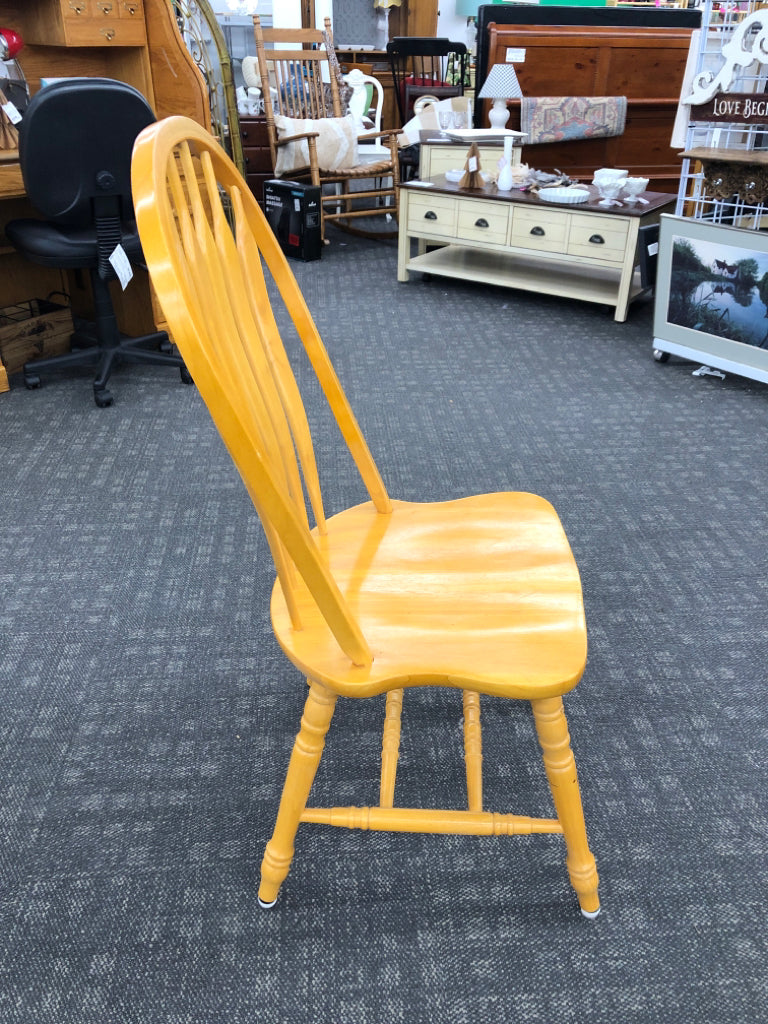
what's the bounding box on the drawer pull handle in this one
[530,226,545,237]
[589,234,605,245]
[424,210,438,220]
[475,218,489,229]
[101,28,116,40]
[123,2,139,12]
[98,1,114,12]
[69,1,87,12]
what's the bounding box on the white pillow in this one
[274,114,359,175]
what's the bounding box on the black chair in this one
[6,78,191,407]
[386,38,468,181]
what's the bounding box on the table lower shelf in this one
[402,244,645,321]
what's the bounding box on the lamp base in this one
[488,100,510,131]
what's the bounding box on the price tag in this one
[109,244,134,290]
[2,101,21,125]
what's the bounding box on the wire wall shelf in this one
[676,0,768,227]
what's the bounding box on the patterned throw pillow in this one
[274,114,359,175]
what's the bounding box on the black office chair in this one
[6,78,191,407]
[386,38,468,181]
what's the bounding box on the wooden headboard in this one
[475,6,701,191]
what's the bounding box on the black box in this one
[264,180,322,262]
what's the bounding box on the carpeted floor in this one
[1,226,767,1022]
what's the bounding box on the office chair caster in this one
[180,365,193,385]
[653,349,669,363]
[93,386,113,408]
[24,372,42,389]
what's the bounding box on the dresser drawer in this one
[509,206,568,254]
[406,193,457,237]
[423,145,519,179]
[567,213,629,263]
[457,198,510,245]
[243,146,273,175]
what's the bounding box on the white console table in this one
[397,178,675,322]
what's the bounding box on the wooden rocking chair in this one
[253,15,399,241]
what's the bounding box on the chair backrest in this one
[131,115,392,667]
[386,37,468,126]
[253,15,352,170]
[18,77,155,229]
[344,69,383,135]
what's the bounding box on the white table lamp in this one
[477,63,522,130]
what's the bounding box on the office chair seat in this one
[6,78,191,407]
[6,218,144,269]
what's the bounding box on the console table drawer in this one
[567,213,629,263]
[509,207,568,253]
[457,199,509,245]
[406,193,457,237]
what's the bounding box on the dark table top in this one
[402,175,677,217]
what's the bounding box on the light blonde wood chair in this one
[253,15,399,241]
[131,115,600,918]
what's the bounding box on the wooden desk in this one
[0,0,210,343]
[398,177,675,322]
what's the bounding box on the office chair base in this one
[23,329,193,406]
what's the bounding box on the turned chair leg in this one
[531,696,600,918]
[258,680,337,908]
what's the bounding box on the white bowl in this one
[538,186,590,204]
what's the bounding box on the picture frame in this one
[653,214,768,384]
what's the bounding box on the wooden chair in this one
[386,36,469,127]
[252,15,399,240]
[131,115,601,918]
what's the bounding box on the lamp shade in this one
[478,63,523,101]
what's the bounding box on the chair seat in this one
[5,217,144,269]
[271,493,587,700]
[319,159,394,180]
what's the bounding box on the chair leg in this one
[258,680,337,907]
[530,696,600,918]
[379,688,403,808]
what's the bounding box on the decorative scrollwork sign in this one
[685,11,768,106]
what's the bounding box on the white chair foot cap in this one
[258,896,278,909]
[581,906,600,920]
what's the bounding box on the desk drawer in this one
[457,198,509,245]
[406,192,457,238]
[567,213,629,263]
[509,206,568,253]
[63,17,146,44]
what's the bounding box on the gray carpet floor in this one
[1,227,767,1022]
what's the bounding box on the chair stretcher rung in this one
[301,805,563,835]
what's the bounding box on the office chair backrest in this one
[18,77,155,228]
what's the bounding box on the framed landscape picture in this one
[653,214,768,384]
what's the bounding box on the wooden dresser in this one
[239,115,272,208]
